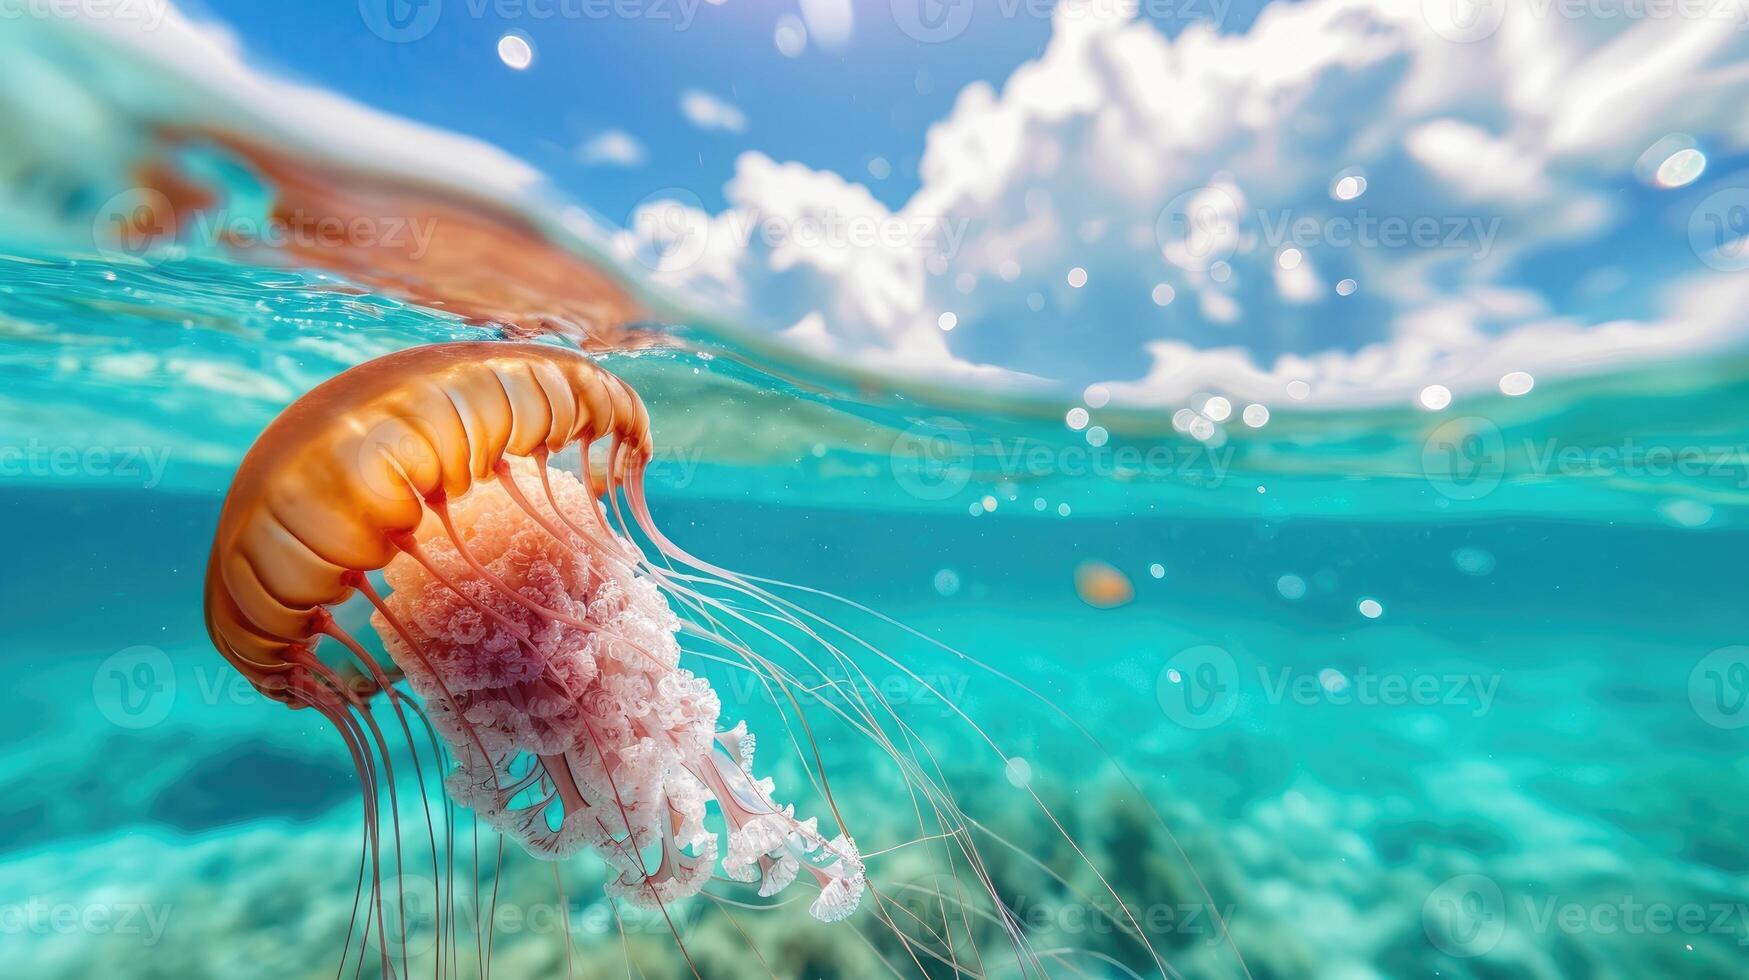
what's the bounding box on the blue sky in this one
[74,1,1749,410]
[184,0,1272,217]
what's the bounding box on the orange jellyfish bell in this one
[204,341,647,697]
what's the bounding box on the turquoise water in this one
[3,245,1747,979]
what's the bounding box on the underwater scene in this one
[3,3,1749,979]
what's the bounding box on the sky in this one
[37,0,1749,408]
[180,0,1273,216]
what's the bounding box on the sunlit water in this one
[2,240,1747,980]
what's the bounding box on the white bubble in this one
[1277,247,1303,270]
[1452,547,1496,576]
[1034,497,1047,511]
[938,312,957,332]
[1085,426,1109,448]
[1332,173,1368,201]
[955,272,976,294]
[1149,563,1165,580]
[1655,148,1706,189]
[1210,261,1232,283]
[999,258,1021,281]
[1067,267,1088,288]
[1005,756,1033,788]
[1336,278,1357,296]
[1499,371,1535,396]
[1286,380,1310,400]
[982,495,998,512]
[868,157,892,180]
[497,33,534,70]
[1202,396,1232,422]
[1057,503,1071,517]
[774,15,808,57]
[933,568,961,596]
[1276,574,1307,600]
[1151,283,1177,306]
[1659,499,1714,528]
[1418,385,1452,411]
[1358,598,1384,619]
[969,501,984,516]
[1172,409,1196,432]
[1318,667,1350,694]
[1026,292,1045,312]
[1083,384,1111,409]
[1065,406,1090,431]
[1242,403,1270,428]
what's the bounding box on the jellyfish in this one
[203,341,1217,977]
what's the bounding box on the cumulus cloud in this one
[579,129,646,167]
[626,0,1749,406]
[680,89,748,134]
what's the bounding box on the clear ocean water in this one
[3,243,1747,979]
[5,11,1749,980]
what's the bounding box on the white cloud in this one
[680,89,748,134]
[48,3,544,198]
[625,0,1749,405]
[23,0,1749,410]
[579,129,646,167]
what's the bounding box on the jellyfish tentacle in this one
[302,652,419,978]
[350,572,496,779]
[316,611,453,980]
[289,673,393,978]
